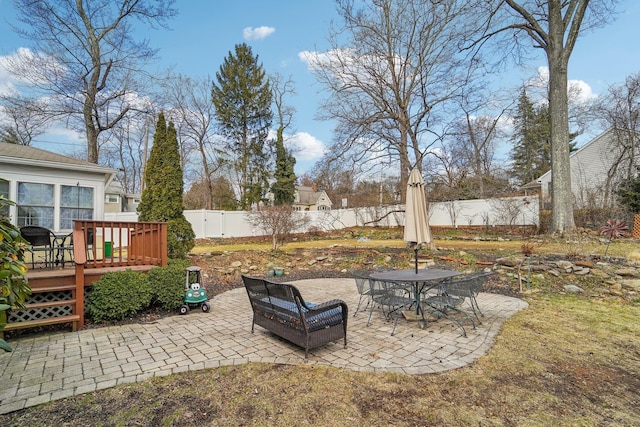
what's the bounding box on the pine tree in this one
[272,127,297,205]
[211,43,273,210]
[616,167,640,214]
[510,90,579,187]
[510,90,550,186]
[138,112,195,258]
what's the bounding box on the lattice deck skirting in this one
[8,290,75,323]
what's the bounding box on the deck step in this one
[2,315,81,334]
[28,284,77,293]
[22,299,77,310]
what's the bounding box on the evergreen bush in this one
[167,217,195,259]
[87,270,153,322]
[0,197,31,352]
[137,112,195,259]
[147,264,185,310]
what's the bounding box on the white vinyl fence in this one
[106,195,539,240]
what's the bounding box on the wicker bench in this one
[241,275,348,360]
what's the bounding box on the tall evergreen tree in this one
[511,90,578,186]
[510,90,551,186]
[272,127,297,205]
[211,43,273,210]
[138,112,195,259]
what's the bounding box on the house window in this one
[17,182,54,228]
[105,194,119,203]
[318,205,330,211]
[0,179,9,217]
[60,185,94,229]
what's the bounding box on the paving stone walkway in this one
[0,278,528,414]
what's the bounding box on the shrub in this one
[147,265,185,310]
[87,270,153,322]
[167,217,195,259]
[0,197,31,352]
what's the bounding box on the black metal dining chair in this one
[55,232,74,267]
[437,271,493,323]
[20,225,56,269]
[375,279,414,336]
[349,269,388,318]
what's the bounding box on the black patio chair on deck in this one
[20,225,55,269]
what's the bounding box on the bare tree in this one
[161,74,221,209]
[447,91,512,198]
[247,205,310,251]
[270,73,296,133]
[5,0,176,163]
[308,0,480,194]
[0,94,51,145]
[594,72,640,200]
[99,108,155,195]
[477,0,618,234]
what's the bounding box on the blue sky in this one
[1,0,639,176]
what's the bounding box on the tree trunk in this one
[547,5,576,234]
[85,109,99,164]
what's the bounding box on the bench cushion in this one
[254,297,343,332]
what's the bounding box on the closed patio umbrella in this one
[404,168,433,273]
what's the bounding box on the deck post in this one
[73,228,87,329]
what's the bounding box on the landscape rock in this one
[230,261,242,268]
[496,257,519,267]
[620,279,640,291]
[564,284,583,293]
[614,268,639,278]
[574,260,594,268]
[555,260,574,270]
[590,269,609,279]
[610,288,625,297]
[610,282,623,291]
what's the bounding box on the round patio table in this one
[369,268,461,316]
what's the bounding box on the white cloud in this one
[0,47,67,95]
[299,49,357,72]
[243,26,275,41]
[0,51,20,96]
[526,66,597,104]
[287,131,326,161]
[47,125,85,143]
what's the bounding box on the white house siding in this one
[0,143,117,233]
[537,128,630,208]
[1,163,109,233]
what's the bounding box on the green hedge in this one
[87,270,153,322]
[87,261,196,322]
[147,265,186,310]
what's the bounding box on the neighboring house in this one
[527,128,639,209]
[0,142,117,233]
[105,181,140,213]
[293,186,332,211]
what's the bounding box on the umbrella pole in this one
[414,247,418,273]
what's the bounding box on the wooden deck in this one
[4,220,168,336]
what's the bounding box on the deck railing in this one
[72,220,167,329]
[73,220,168,269]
